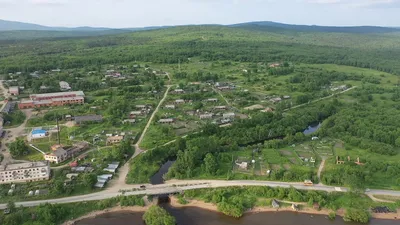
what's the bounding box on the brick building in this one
[18,91,85,109]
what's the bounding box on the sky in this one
[0,0,399,28]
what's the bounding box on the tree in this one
[204,153,218,175]
[143,205,176,225]
[343,209,370,223]
[6,201,16,213]
[9,139,27,157]
[83,173,97,188]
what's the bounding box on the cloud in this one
[305,0,400,7]
[28,0,67,5]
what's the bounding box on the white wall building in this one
[0,161,50,184]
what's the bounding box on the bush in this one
[328,212,336,220]
[177,194,188,205]
[143,205,176,225]
[343,209,370,223]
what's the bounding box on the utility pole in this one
[56,117,61,145]
[178,59,181,72]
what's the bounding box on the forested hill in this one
[1,25,400,75]
[231,21,400,34]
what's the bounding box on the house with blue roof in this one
[31,129,49,139]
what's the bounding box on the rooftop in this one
[74,115,103,123]
[9,86,19,91]
[0,161,49,171]
[107,136,124,141]
[31,129,47,135]
[31,91,85,99]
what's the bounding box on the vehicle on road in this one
[304,180,313,186]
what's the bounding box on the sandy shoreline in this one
[62,205,149,225]
[63,197,399,224]
[169,196,399,221]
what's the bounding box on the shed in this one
[74,115,103,124]
[223,112,236,119]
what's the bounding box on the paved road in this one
[1,179,400,209]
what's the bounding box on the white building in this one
[0,161,50,184]
[223,112,236,119]
[200,113,213,120]
[31,129,49,139]
[59,81,71,91]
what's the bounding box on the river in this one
[75,206,397,225]
[303,122,321,135]
[150,160,175,184]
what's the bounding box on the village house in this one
[0,161,50,184]
[173,89,185,94]
[175,99,185,104]
[73,115,103,125]
[123,119,136,124]
[165,104,176,109]
[44,148,67,164]
[189,82,202,85]
[1,101,16,114]
[40,85,49,91]
[217,86,233,91]
[223,112,236,119]
[45,142,89,164]
[235,161,248,170]
[199,113,213,120]
[106,135,124,145]
[9,86,19,96]
[59,81,71,91]
[269,63,280,68]
[135,105,149,110]
[129,111,143,118]
[207,98,218,103]
[261,107,275,113]
[158,118,175,124]
[269,97,282,104]
[214,106,227,110]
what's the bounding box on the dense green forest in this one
[1,26,400,74]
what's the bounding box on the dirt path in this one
[317,157,327,184]
[135,85,172,150]
[0,80,9,112]
[367,194,396,203]
[286,86,357,111]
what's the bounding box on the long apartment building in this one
[0,161,50,184]
[18,91,85,109]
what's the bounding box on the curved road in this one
[1,179,400,209]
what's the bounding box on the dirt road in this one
[1,109,33,165]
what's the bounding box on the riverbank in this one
[62,205,149,225]
[169,196,399,221]
[62,196,399,225]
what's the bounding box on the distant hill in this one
[1,19,399,40]
[0,19,115,31]
[230,21,400,34]
[0,19,171,40]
